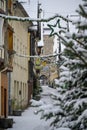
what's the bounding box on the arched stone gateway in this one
[39,75,48,85]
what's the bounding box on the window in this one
[14,80,17,98]
[0,0,4,10]
[7,25,13,51]
[8,0,12,13]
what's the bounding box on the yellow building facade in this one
[9,2,31,112]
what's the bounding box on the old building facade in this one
[0,1,41,123]
[9,2,32,114]
[40,34,58,86]
[0,0,13,118]
[0,0,35,120]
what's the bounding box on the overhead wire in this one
[15,52,62,58]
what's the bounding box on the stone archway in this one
[39,75,48,85]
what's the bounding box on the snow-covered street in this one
[7,85,70,130]
[7,86,55,130]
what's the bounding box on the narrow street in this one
[0,1,86,130]
[7,85,55,130]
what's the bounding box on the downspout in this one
[8,72,12,115]
[5,0,11,115]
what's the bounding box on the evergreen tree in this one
[32,0,87,130]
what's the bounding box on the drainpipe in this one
[5,0,11,115]
[4,0,8,67]
[8,72,12,115]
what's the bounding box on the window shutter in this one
[8,0,12,12]
[7,27,13,51]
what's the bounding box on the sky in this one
[21,0,82,19]
[19,0,83,51]
[21,0,83,35]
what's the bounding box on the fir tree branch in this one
[70,46,87,65]
[75,39,85,47]
[77,4,87,18]
[57,34,87,65]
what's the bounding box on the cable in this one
[0,13,72,22]
[15,52,62,58]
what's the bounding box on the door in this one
[4,88,7,118]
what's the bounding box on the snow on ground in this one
[7,85,70,130]
[8,107,50,130]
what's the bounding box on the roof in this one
[14,1,29,17]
